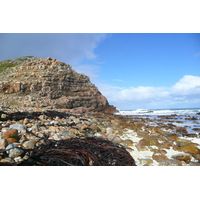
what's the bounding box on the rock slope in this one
[0,57,110,111]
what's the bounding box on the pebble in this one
[1,114,7,119]
[22,141,35,149]
[0,139,7,149]
[9,148,24,158]
[6,143,18,154]
[159,159,183,166]
[14,156,23,163]
[10,124,26,132]
[152,153,168,162]
[106,127,113,135]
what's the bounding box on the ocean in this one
[117,108,200,116]
[116,108,200,135]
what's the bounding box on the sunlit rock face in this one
[0,57,109,111]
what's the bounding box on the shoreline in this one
[1,107,200,166]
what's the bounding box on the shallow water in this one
[117,108,200,135]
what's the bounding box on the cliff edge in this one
[0,56,115,112]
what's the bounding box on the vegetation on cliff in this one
[0,56,38,73]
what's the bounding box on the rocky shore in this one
[1,107,200,166]
[1,56,200,166]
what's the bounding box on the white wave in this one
[117,108,200,116]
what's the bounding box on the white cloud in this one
[171,75,200,95]
[97,75,200,110]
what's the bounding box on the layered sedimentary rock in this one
[0,57,109,111]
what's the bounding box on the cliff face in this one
[0,57,110,111]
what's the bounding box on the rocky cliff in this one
[0,56,111,112]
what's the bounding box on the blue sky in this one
[0,33,200,110]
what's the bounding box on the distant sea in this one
[117,108,200,116]
[117,108,200,134]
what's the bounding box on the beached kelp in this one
[0,110,71,121]
[19,137,136,166]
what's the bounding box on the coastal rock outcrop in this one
[0,57,111,112]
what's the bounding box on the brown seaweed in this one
[18,137,136,166]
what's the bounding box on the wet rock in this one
[176,127,188,133]
[182,133,198,138]
[191,154,200,161]
[171,153,191,164]
[192,128,200,132]
[175,138,197,147]
[143,135,159,146]
[152,153,168,162]
[159,159,183,166]
[140,159,153,166]
[136,139,150,151]
[151,149,167,154]
[173,145,200,154]
[159,141,173,149]
[167,133,179,140]
[151,127,166,135]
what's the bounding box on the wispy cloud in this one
[195,52,200,57]
[97,75,200,109]
[0,33,107,64]
[73,64,100,80]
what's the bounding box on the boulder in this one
[152,153,168,162]
[173,145,200,154]
[172,153,191,164]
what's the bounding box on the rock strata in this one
[0,57,111,112]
